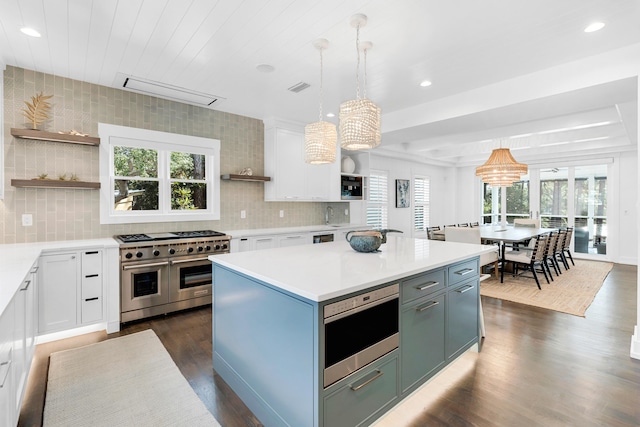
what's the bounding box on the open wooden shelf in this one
[11,128,100,146]
[221,174,271,182]
[11,179,101,190]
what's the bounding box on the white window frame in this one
[99,123,220,224]
[367,169,388,229]
[413,174,430,238]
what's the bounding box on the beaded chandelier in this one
[476,147,528,187]
[339,14,381,151]
[304,39,337,164]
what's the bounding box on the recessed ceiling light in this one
[584,22,605,33]
[20,27,41,37]
[326,112,335,118]
[256,63,275,73]
[420,80,432,87]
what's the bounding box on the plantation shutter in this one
[367,171,388,229]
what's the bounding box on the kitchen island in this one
[209,236,496,427]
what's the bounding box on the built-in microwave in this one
[341,175,363,200]
[323,283,399,387]
[313,233,334,244]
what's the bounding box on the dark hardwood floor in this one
[19,263,640,427]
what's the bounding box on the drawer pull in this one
[85,251,99,255]
[85,297,99,302]
[416,281,439,291]
[349,369,384,391]
[0,360,11,389]
[454,268,474,276]
[20,280,31,291]
[30,266,39,273]
[456,285,475,294]
[416,301,440,312]
[85,274,99,278]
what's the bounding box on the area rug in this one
[43,329,221,427]
[480,259,613,317]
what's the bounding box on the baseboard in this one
[631,326,640,360]
[36,322,107,344]
[616,256,637,266]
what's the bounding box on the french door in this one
[482,163,609,260]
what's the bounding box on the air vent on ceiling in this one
[122,76,223,106]
[287,82,310,93]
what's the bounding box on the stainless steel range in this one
[115,230,230,322]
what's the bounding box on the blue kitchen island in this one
[209,236,496,427]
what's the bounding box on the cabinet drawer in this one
[81,297,102,324]
[82,276,102,300]
[401,269,446,304]
[81,250,102,276]
[324,356,398,427]
[448,259,478,286]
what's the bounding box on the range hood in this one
[120,75,224,106]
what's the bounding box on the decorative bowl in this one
[345,230,382,253]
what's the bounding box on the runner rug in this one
[43,329,220,427]
[480,259,613,317]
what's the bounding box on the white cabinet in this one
[1,261,38,427]
[264,125,340,202]
[38,249,104,334]
[252,236,277,251]
[277,233,312,247]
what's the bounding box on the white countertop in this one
[0,238,119,315]
[224,223,364,239]
[210,235,497,302]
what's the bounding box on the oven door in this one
[121,260,170,313]
[323,295,399,387]
[169,256,212,303]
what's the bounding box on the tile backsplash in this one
[1,66,347,244]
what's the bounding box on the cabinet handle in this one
[416,301,439,312]
[285,236,302,239]
[454,268,474,276]
[85,274,99,278]
[171,257,209,265]
[85,297,99,302]
[85,251,99,255]
[71,256,76,259]
[416,281,439,291]
[123,261,169,270]
[349,369,383,391]
[456,285,475,294]
[30,266,39,273]
[20,280,31,291]
[0,360,11,389]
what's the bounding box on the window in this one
[99,123,220,224]
[367,170,388,229]
[413,175,430,233]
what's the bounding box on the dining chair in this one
[561,227,575,267]
[502,233,549,289]
[426,226,444,241]
[553,229,569,270]
[458,223,470,227]
[513,218,541,228]
[542,231,561,279]
[470,222,480,227]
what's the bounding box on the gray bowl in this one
[345,231,382,253]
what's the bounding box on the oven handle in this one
[122,261,169,270]
[170,258,211,265]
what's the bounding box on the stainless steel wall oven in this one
[117,230,230,322]
[323,283,399,387]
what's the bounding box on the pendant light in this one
[476,142,528,187]
[304,39,337,164]
[339,14,381,151]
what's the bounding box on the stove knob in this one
[169,248,176,255]
[214,244,221,251]
[205,245,211,251]
[136,251,143,258]
[188,247,194,253]
[197,246,204,252]
[221,244,228,250]
[153,250,160,256]
[125,252,133,259]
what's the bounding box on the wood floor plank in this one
[19,263,640,427]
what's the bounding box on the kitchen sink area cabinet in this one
[264,124,340,202]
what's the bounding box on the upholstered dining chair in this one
[514,218,541,228]
[502,233,549,289]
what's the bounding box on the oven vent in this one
[121,76,224,106]
[287,82,311,93]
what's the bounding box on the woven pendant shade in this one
[476,148,528,187]
[304,121,337,164]
[339,98,381,150]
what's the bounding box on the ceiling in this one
[1,0,639,166]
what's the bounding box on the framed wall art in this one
[396,179,410,208]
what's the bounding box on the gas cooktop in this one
[116,230,227,243]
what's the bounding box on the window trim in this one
[413,174,430,237]
[99,123,220,224]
